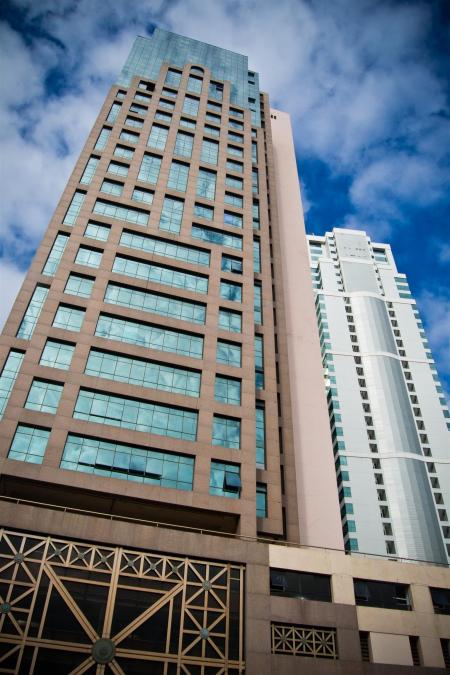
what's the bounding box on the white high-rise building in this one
[307,228,450,564]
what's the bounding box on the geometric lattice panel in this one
[271,622,337,659]
[0,529,245,674]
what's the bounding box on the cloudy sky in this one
[1,0,449,398]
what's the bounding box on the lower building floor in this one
[0,496,449,674]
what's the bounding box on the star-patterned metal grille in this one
[0,528,245,674]
[271,622,337,659]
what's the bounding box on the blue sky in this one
[0,0,449,399]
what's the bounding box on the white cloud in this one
[0,0,448,401]
[0,261,26,330]
[417,288,450,401]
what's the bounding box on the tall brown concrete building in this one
[0,29,449,674]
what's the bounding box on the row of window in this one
[108,86,247,132]
[18,379,241,446]
[63,188,252,252]
[270,568,450,614]
[8,427,266,514]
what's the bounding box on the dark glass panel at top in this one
[270,568,332,603]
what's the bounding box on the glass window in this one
[201,139,219,165]
[85,349,201,397]
[53,305,85,332]
[225,193,243,208]
[209,82,223,100]
[256,404,265,467]
[63,190,85,226]
[138,153,162,184]
[84,222,110,241]
[167,162,189,192]
[204,124,220,138]
[215,375,241,405]
[219,308,242,333]
[40,340,75,370]
[180,117,196,129]
[270,569,332,602]
[254,282,263,324]
[174,132,194,158]
[148,124,169,150]
[0,350,24,419]
[228,131,243,143]
[165,69,181,87]
[229,119,243,130]
[93,199,149,226]
[105,282,206,325]
[8,424,50,464]
[226,175,243,190]
[114,145,134,160]
[61,434,194,490]
[196,169,216,200]
[194,203,214,220]
[187,75,202,94]
[134,92,152,103]
[224,211,243,228]
[253,200,260,229]
[129,103,147,116]
[207,100,222,112]
[354,579,411,610]
[25,379,63,414]
[206,112,221,124]
[226,159,243,173]
[252,168,259,193]
[125,116,143,128]
[100,179,123,196]
[212,415,240,449]
[132,188,154,204]
[162,87,177,98]
[210,461,241,498]
[158,94,176,107]
[73,389,198,441]
[64,273,94,298]
[159,196,184,234]
[107,102,121,122]
[256,483,267,518]
[183,95,199,117]
[252,141,258,163]
[221,255,243,274]
[216,340,241,367]
[154,111,172,123]
[113,255,207,294]
[80,156,99,184]
[94,127,111,150]
[255,335,264,388]
[253,238,261,273]
[192,224,242,251]
[75,246,103,269]
[119,129,139,144]
[96,314,204,359]
[220,280,242,302]
[42,233,69,276]
[119,230,209,267]
[430,587,450,615]
[16,285,49,340]
[108,161,128,177]
[228,145,243,158]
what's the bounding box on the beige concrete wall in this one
[269,109,343,550]
[370,633,413,666]
[269,542,450,668]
